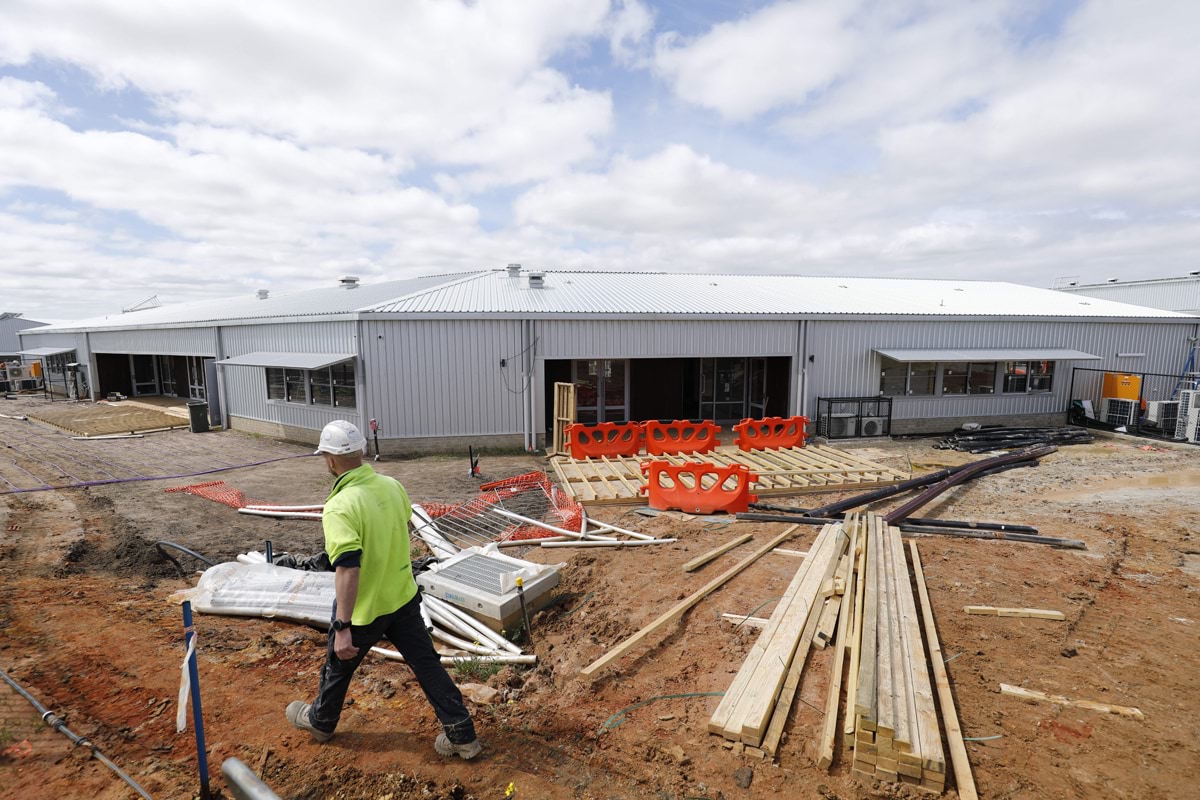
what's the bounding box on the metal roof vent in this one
[506,263,522,277]
[339,275,360,289]
[527,271,545,288]
[256,289,269,300]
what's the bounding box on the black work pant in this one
[309,593,476,744]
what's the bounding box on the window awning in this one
[216,352,355,370]
[19,346,76,357]
[874,348,1101,362]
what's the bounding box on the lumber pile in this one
[709,512,976,795]
[849,514,946,790]
[708,520,848,752]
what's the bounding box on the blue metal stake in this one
[182,600,212,800]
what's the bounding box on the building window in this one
[941,364,969,395]
[880,358,935,396]
[1003,362,1028,393]
[968,362,997,394]
[45,351,76,372]
[266,368,286,401]
[1028,360,1054,393]
[285,369,307,403]
[267,362,355,407]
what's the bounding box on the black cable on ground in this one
[0,667,154,799]
[154,540,217,576]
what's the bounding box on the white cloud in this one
[607,0,655,66]
[654,0,861,120]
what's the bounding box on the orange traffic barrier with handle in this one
[643,420,721,456]
[640,460,758,514]
[732,415,810,451]
[565,421,644,458]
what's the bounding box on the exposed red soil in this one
[2,405,1199,800]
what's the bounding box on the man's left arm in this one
[333,565,360,660]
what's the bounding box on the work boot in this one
[285,701,333,743]
[434,733,482,760]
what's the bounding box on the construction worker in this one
[285,420,481,759]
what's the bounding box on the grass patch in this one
[452,657,504,682]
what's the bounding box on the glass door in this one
[129,354,159,396]
[749,358,768,418]
[700,357,748,421]
[158,355,177,396]
[572,359,628,423]
[187,356,207,400]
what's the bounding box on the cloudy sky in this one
[1,0,1197,321]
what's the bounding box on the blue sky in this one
[0,0,1196,321]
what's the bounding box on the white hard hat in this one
[315,420,367,455]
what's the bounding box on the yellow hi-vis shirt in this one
[322,464,417,626]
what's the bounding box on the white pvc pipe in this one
[71,434,142,440]
[587,520,656,541]
[491,508,617,540]
[369,646,535,666]
[428,622,505,656]
[237,508,322,519]
[425,595,523,655]
[495,536,570,548]
[244,504,324,511]
[540,538,676,548]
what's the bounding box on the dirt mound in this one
[59,526,177,580]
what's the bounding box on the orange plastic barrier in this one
[732,415,810,451]
[642,420,721,455]
[564,422,644,458]
[640,460,757,514]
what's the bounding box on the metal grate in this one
[436,554,522,595]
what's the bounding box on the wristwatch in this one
[331,619,351,632]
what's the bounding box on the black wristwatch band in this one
[332,619,351,631]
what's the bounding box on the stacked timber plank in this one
[708,520,849,752]
[850,514,946,790]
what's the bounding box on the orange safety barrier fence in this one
[165,480,259,509]
[643,420,721,456]
[429,470,584,542]
[640,460,757,514]
[731,415,810,451]
[564,421,644,458]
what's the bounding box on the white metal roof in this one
[365,271,1195,318]
[25,273,478,333]
[875,348,1101,362]
[216,352,355,370]
[20,346,76,357]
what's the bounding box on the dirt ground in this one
[2,398,1199,800]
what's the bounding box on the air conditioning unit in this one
[5,365,23,380]
[821,414,857,438]
[859,416,888,437]
[1100,397,1137,427]
[1177,390,1199,439]
[1146,400,1179,432]
[1188,407,1200,445]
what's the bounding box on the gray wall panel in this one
[364,319,526,437]
[219,321,362,430]
[1060,281,1200,314]
[89,328,216,356]
[538,320,796,358]
[804,319,1199,420]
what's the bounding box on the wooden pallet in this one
[549,444,908,505]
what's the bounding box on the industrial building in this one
[1057,273,1200,315]
[17,268,1199,450]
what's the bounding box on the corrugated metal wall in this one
[1060,281,1200,313]
[88,328,216,356]
[220,321,362,430]
[804,319,1199,419]
[537,320,797,358]
[364,319,526,437]
[1,318,48,355]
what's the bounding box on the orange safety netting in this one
[165,480,260,509]
[427,470,583,542]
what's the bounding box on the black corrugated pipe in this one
[0,667,154,799]
[897,525,1085,549]
[882,445,1057,524]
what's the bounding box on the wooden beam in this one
[682,533,754,572]
[999,684,1144,720]
[722,613,768,629]
[910,542,978,800]
[580,525,803,679]
[964,606,1065,620]
[772,548,808,558]
[818,549,855,768]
